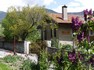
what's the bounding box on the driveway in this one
[0,49,38,64]
[0,49,13,58]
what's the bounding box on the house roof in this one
[48,13,84,24]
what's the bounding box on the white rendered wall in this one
[59,41,73,46]
[24,41,31,54]
[46,40,51,47]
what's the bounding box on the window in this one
[44,30,47,40]
[54,29,57,37]
[41,29,57,40]
[51,29,57,38]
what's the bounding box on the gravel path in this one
[0,49,38,64]
[0,49,13,58]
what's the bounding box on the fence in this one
[0,41,24,53]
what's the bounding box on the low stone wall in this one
[47,47,59,54]
[0,41,24,53]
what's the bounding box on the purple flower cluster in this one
[84,9,93,21]
[68,49,77,63]
[68,50,83,63]
[72,17,82,32]
[77,32,84,42]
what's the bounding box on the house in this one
[42,5,94,47]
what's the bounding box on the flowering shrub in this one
[36,9,94,70]
[70,9,94,69]
[49,9,94,70]
[68,49,77,63]
[72,17,82,32]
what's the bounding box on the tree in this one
[2,5,56,54]
[0,24,4,37]
[2,6,56,41]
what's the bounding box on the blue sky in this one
[0,0,94,13]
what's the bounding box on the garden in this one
[0,5,94,70]
[28,9,94,70]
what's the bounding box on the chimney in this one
[62,5,68,20]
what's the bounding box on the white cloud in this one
[67,0,94,12]
[53,0,94,13]
[67,7,84,12]
[75,0,94,9]
[42,0,56,6]
[0,0,56,12]
[0,0,26,12]
[52,5,62,13]
[67,1,81,7]
[0,0,42,12]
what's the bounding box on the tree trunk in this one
[13,36,16,55]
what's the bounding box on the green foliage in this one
[3,55,20,63]
[51,38,59,48]
[88,20,94,30]
[0,24,4,37]
[21,60,32,70]
[2,6,54,41]
[2,19,13,41]
[21,60,38,70]
[53,50,63,70]
[62,44,73,51]
[39,50,48,70]
[26,27,41,42]
[0,62,11,70]
[29,40,47,55]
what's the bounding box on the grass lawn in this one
[0,62,11,70]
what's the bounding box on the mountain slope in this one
[46,9,58,13]
[0,10,84,22]
[68,12,83,16]
[0,9,57,22]
[0,11,6,21]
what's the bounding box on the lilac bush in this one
[68,49,77,63]
[46,9,94,70]
[66,9,94,69]
[84,9,93,21]
[77,32,84,42]
[72,17,82,32]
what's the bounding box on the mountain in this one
[46,9,58,13]
[0,11,6,21]
[46,9,84,16]
[68,12,83,16]
[0,9,57,22]
[0,9,84,22]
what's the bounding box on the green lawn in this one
[0,62,11,70]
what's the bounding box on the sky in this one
[0,0,94,13]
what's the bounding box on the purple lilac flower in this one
[84,9,88,21]
[72,17,82,32]
[68,49,77,63]
[84,9,88,16]
[88,9,93,15]
[83,9,93,21]
[77,32,84,42]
